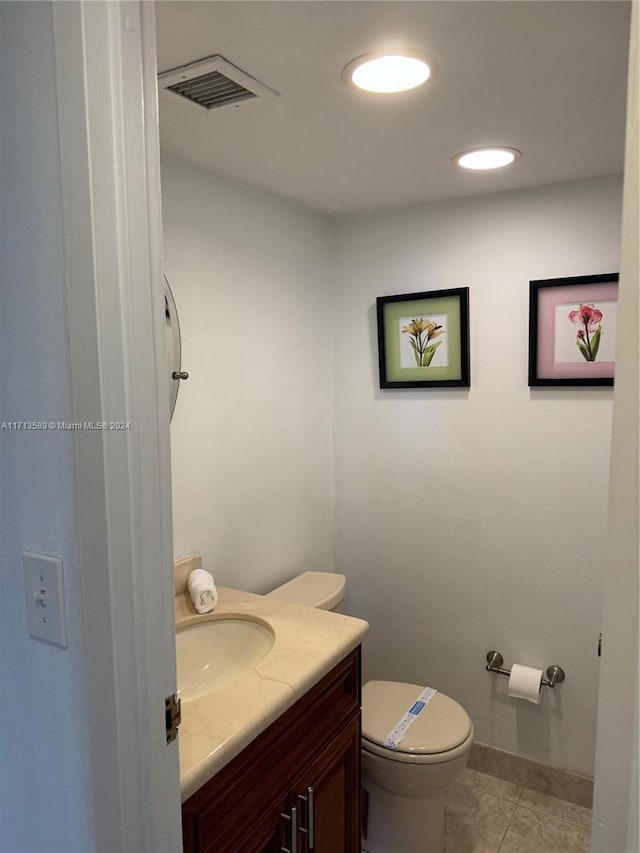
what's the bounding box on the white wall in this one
[0,4,95,851]
[162,155,334,592]
[332,176,622,776]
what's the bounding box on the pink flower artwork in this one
[568,303,604,362]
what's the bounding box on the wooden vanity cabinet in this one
[181,647,362,853]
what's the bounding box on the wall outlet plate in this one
[23,552,69,648]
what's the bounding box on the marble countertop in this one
[175,586,369,802]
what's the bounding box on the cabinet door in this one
[199,790,290,853]
[292,716,361,853]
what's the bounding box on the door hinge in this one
[165,693,181,744]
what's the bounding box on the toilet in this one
[266,572,474,853]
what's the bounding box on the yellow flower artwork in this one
[400,316,446,367]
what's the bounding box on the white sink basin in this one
[176,616,275,702]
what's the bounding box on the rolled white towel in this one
[187,569,218,614]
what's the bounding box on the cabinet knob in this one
[280,805,298,853]
[297,787,315,849]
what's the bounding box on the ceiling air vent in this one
[158,55,279,113]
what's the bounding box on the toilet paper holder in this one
[486,650,565,688]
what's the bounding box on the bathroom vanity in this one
[175,583,368,853]
[182,648,360,852]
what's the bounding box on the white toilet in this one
[266,571,474,853]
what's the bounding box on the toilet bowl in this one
[360,680,473,853]
[266,572,473,853]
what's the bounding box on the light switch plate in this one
[23,552,69,648]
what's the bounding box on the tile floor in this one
[444,767,592,852]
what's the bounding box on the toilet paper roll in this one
[507,663,543,704]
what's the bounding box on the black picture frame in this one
[528,273,618,387]
[376,288,470,388]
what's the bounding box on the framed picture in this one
[376,288,470,388]
[528,273,618,386]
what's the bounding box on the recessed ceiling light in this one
[454,147,521,170]
[343,51,433,94]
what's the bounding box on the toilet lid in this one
[362,680,472,755]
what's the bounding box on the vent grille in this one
[158,56,278,113]
[167,70,257,110]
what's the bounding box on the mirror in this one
[164,275,186,420]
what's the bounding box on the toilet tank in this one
[265,571,346,613]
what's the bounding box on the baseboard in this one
[468,742,593,809]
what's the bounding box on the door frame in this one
[592,3,639,851]
[52,2,181,849]
[49,1,638,850]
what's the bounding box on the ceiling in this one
[155,1,630,215]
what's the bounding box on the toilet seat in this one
[361,680,473,765]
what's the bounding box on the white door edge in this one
[592,4,639,852]
[52,2,182,850]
